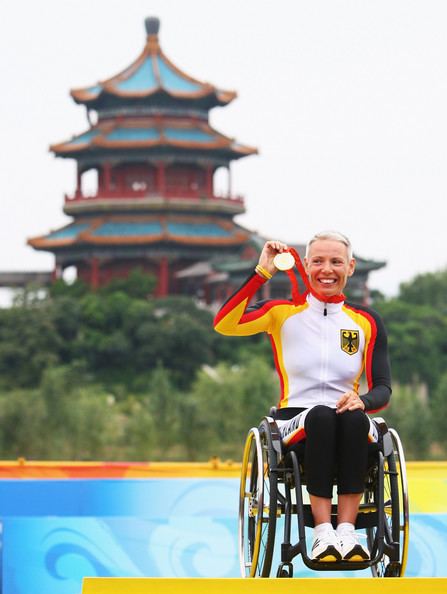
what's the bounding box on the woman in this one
[214,231,391,562]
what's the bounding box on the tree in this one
[99,268,156,300]
[0,387,47,458]
[375,300,447,390]
[378,384,432,460]
[145,363,177,455]
[181,356,278,460]
[119,396,155,460]
[398,269,447,313]
[431,372,447,453]
[0,304,61,388]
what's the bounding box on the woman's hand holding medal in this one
[257,240,289,277]
[257,240,296,277]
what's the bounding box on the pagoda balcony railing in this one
[65,188,244,205]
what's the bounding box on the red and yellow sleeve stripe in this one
[213,273,273,336]
[343,304,377,390]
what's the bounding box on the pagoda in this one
[28,17,257,297]
[27,16,385,305]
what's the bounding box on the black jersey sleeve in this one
[346,302,392,413]
[362,306,392,412]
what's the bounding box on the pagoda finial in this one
[145,17,160,37]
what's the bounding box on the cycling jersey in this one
[214,272,391,413]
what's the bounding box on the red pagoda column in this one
[52,264,62,281]
[103,162,112,193]
[157,257,169,296]
[156,162,166,195]
[76,164,82,197]
[90,257,100,290]
[205,165,213,198]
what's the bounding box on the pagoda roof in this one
[71,18,236,110]
[51,117,257,159]
[28,215,250,251]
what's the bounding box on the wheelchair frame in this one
[239,416,409,578]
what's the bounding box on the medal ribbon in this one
[285,247,345,305]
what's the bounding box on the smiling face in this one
[304,239,355,298]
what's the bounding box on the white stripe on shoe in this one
[311,528,342,562]
[337,525,370,561]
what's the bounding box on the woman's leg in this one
[337,493,363,524]
[336,409,370,505]
[304,406,338,520]
[304,405,337,498]
[336,409,370,560]
[309,495,333,524]
[304,406,341,560]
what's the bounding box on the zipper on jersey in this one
[320,306,329,403]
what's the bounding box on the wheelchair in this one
[238,413,409,578]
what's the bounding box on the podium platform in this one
[81,577,447,594]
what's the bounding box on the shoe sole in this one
[342,544,370,562]
[344,554,370,562]
[316,554,340,562]
[313,545,342,562]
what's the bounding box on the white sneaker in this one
[311,525,342,562]
[337,524,369,561]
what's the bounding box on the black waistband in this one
[274,407,306,421]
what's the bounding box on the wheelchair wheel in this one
[367,429,409,577]
[238,424,278,577]
[389,428,410,574]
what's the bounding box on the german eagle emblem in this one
[340,330,359,355]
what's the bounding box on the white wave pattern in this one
[149,482,237,577]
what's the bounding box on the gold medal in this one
[273,251,295,271]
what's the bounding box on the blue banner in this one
[0,478,445,594]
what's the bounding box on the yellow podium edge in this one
[82,577,447,594]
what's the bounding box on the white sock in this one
[337,522,355,534]
[314,522,333,536]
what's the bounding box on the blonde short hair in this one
[305,231,353,261]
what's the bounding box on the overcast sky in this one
[1,0,446,296]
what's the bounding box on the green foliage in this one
[431,372,447,451]
[370,268,447,458]
[49,279,89,299]
[0,304,61,387]
[0,357,278,462]
[375,300,447,390]
[376,384,432,460]
[116,356,278,462]
[0,387,47,457]
[0,283,222,391]
[399,268,447,313]
[99,268,156,300]
[0,364,157,461]
[182,356,278,460]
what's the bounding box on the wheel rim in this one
[238,428,264,577]
[238,423,278,577]
[389,428,410,576]
[256,424,278,576]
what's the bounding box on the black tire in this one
[389,428,410,575]
[238,423,278,577]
